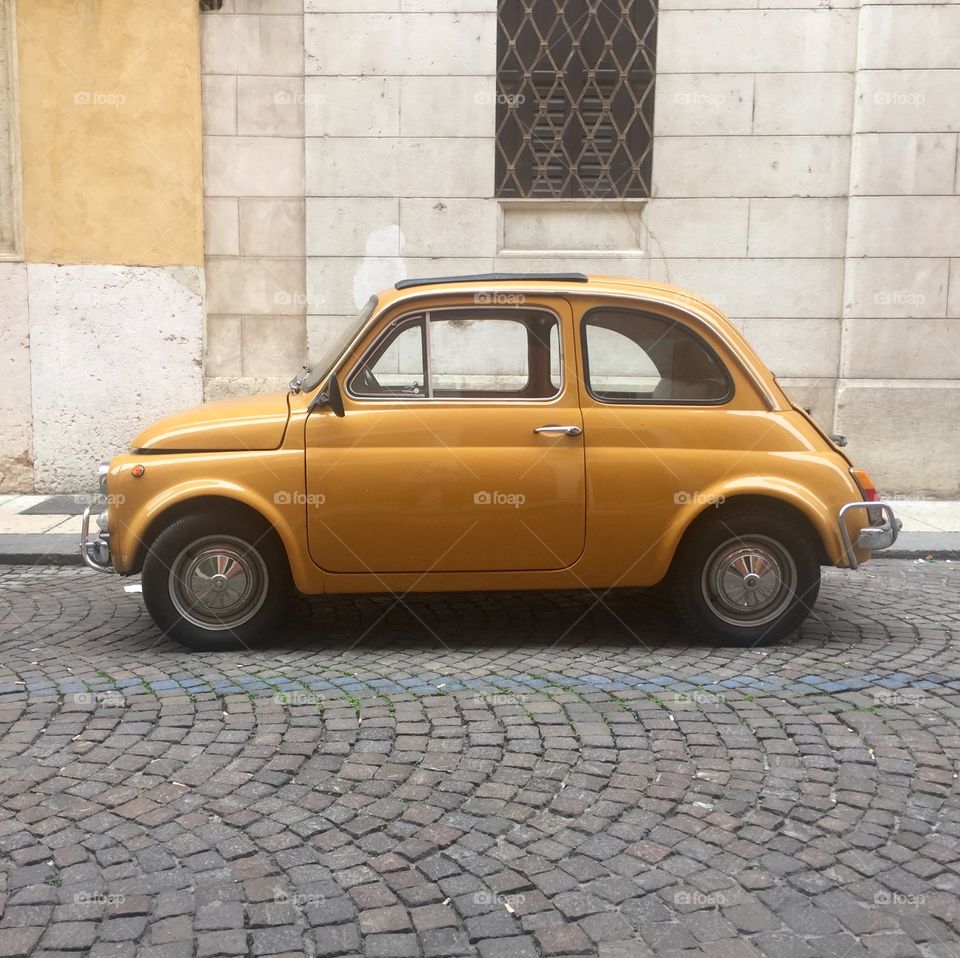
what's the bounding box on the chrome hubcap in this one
[169,536,269,631]
[702,535,796,627]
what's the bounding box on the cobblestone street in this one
[1,560,959,958]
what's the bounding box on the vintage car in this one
[81,273,899,650]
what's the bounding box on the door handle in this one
[534,425,582,436]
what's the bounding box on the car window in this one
[350,318,426,398]
[583,309,732,404]
[349,309,561,401]
[430,317,530,396]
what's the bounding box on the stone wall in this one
[200,1,307,401]
[3,1,955,494]
[287,0,960,496]
[0,0,206,492]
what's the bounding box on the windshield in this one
[298,296,378,393]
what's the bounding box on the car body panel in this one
[104,276,874,593]
[131,391,290,452]
[303,296,587,574]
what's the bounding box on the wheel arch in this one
[666,492,833,579]
[126,493,299,585]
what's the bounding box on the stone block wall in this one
[274,0,959,496]
[0,0,205,492]
[200,1,307,401]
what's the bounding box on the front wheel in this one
[671,511,821,646]
[142,513,290,651]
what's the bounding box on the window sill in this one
[498,199,649,255]
[496,249,649,259]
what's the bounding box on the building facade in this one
[1,0,958,495]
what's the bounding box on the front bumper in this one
[80,505,113,573]
[80,460,114,573]
[838,500,902,570]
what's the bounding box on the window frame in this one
[579,306,734,407]
[345,306,566,405]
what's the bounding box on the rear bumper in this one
[838,500,902,570]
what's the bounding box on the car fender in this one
[655,476,845,577]
[117,477,318,593]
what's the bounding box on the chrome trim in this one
[424,310,434,399]
[80,505,113,573]
[838,501,901,570]
[98,460,109,496]
[334,286,779,412]
[168,535,269,631]
[343,304,565,405]
[534,425,582,436]
[701,534,797,628]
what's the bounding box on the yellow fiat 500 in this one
[82,273,900,650]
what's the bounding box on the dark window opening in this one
[582,308,733,405]
[496,0,658,199]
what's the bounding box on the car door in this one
[575,300,755,582]
[304,298,586,574]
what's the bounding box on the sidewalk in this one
[1,493,959,566]
[0,493,96,565]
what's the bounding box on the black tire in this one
[142,512,291,651]
[670,509,821,647]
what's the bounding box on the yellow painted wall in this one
[16,0,203,266]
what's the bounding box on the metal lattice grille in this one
[496,0,658,199]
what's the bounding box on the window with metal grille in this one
[495,0,657,200]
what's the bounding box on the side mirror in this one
[308,372,345,417]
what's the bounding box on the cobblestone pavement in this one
[1,560,960,958]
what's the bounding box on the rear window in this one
[582,308,732,404]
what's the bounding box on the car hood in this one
[132,391,291,452]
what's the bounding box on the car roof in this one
[373,273,787,411]
[378,272,724,318]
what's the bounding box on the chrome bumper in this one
[81,461,114,573]
[80,504,113,573]
[839,500,902,570]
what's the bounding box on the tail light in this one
[851,468,883,523]
[851,469,878,501]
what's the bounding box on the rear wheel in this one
[142,513,290,651]
[671,510,820,646]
